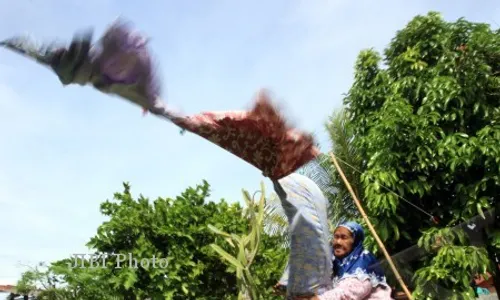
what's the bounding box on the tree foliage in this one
[16,181,287,299]
[343,11,499,299]
[12,261,116,300]
[84,181,287,299]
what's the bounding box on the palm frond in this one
[299,108,363,226]
[262,193,290,248]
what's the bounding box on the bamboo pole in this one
[329,152,413,300]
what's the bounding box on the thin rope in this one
[324,152,436,220]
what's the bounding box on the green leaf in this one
[207,224,232,238]
[477,203,485,219]
[210,244,245,269]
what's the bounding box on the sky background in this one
[0,0,498,285]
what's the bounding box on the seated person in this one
[304,221,393,300]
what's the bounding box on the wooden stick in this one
[329,152,413,300]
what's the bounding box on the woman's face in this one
[333,226,355,259]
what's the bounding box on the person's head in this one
[332,221,365,259]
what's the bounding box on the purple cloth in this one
[1,19,166,114]
[88,20,165,113]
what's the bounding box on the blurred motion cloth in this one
[165,92,320,180]
[0,19,319,180]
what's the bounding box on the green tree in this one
[15,264,42,297]
[343,11,499,299]
[15,262,73,300]
[48,257,120,299]
[15,181,287,299]
[83,181,286,299]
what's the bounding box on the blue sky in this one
[0,0,498,285]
